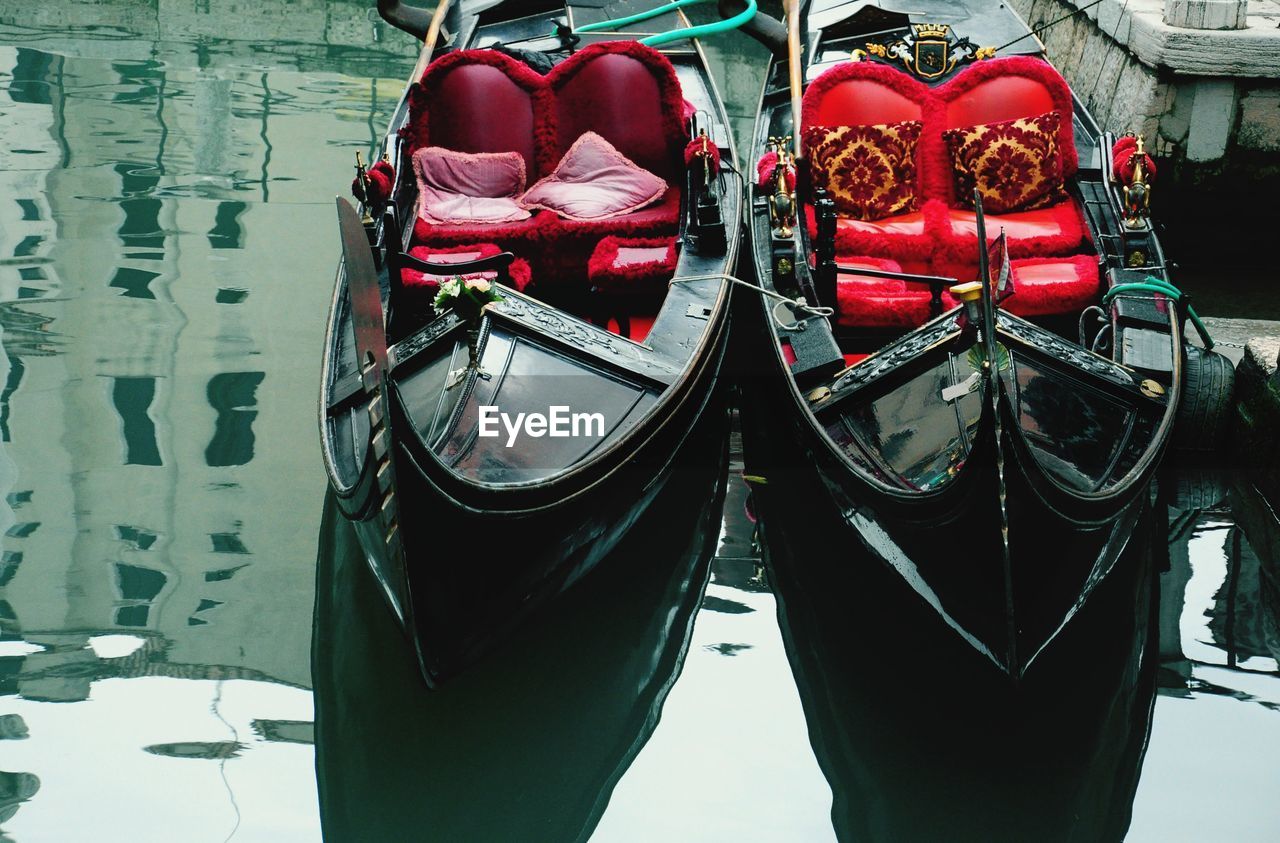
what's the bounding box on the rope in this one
[1102,277,1214,349]
[669,272,834,329]
[994,0,1105,52]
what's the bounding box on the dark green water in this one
[0,3,1277,841]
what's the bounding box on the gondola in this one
[319,1,744,684]
[312,401,728,840]
[738,0,1203,677]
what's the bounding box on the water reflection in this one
[750,454,1280,841]
[312,410,729,842]
[756,468,1159,841]
[0,1,420,838]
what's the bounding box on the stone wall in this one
[1007,0,1280,196]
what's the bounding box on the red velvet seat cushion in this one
[942,110,1067,214]
[548,184,681,240]
[833,256,935,328]
[803,120,923,220]
[939,199,1087,259]
[587,236,677,293]
[402,243,533,295]
[1003,255,1100,317]
[804,199,945,263]
[412,208,553,250]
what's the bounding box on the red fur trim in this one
[587,235,677,293]
[939,56,1078,178]
[1004,255,1100,317]
[756,151,796,190]
[1113,147,1157,184]
[835,290,934,328]
[934,199,1087,263]
[800,60,931,138]
[546,41,687,170]
[400,243,533,295]
[917,99,952,203]
[684,138,720,175]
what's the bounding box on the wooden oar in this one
[410,0,455,84]
[782,0,803,159]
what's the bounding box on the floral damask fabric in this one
[803,121,922,221]
[943,110,1066,214]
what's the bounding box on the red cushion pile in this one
[400,42,689,286]
[801,56,1099,326]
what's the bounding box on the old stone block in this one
[1237,88,1280,151]
[1164,0,1249,30]
[1186,78,1237,160]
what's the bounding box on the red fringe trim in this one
[587,235,677,293]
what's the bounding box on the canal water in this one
[1,3,1277,841]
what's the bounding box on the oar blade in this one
[336,196,387,385]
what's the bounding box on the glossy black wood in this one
[740,0,1184,677]
[754,461,1159,841]
[319,1,742,684]
[313,411,729,840]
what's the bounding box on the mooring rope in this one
[669,272,835,329]
[993,0,1106,52]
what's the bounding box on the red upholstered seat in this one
[801,62,937,262]
[833,256,937,328]
[804,201,943,263]
[403,243,532,294]
[939,199,1087,259]
[587,235,678,293]
[1004,255,1100,317]
[800,56,1094,276]
[405,43,689,285]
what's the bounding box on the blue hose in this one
[1102,277,1214,350]
[567,0,757,46]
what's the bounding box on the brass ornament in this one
[1139,379,1165,399]
[863,24,991,81]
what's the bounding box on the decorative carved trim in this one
[856,23,993,81]
[828,317,962,396]
[996,314,1136,386]
[388,311,462,370]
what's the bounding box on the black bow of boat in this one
[741,0,1187,678]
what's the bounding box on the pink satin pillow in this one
[520,132,667,220]
[413,147,531,225]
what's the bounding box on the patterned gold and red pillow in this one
[943,110,1067,214]
[803,121,922,221]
